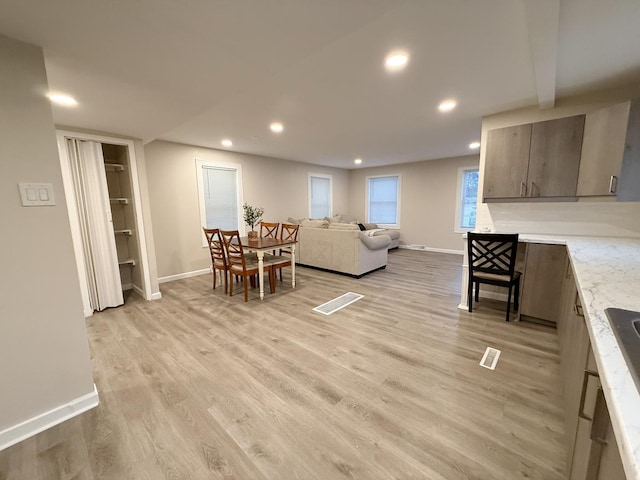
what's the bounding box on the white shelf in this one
[104,163,124,172]
[118,259,136,267]
[114,229,132,236]
[109,197,129,205]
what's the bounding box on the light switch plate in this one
[19,182,55,206]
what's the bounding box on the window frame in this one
[308,173,333,219]
[454,167,479,233]
[366,174,401,228]
[195,158,244,247]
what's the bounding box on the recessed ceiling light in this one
[354,158,363,165]
[384,51,409,71]
[438,99,457,112]
[469,142,480,149]
[221,139,233,147]
[47,93,77,106]
[270,122,284,133]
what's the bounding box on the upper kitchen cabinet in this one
[483,115,585,201]
[617,98,640,201]
[483,124,532,199]
[577,102,630,197]
[528,116,585,197]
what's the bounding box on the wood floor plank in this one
[0,250,566,479]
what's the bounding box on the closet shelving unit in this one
[103,144,139,291]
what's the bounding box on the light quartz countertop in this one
[506,234,640,480]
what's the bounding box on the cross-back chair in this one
[273,223,299,281]
[467,232,521,322]
[202,227,228,294]
[260,221,280,239]
[220,230,276,302]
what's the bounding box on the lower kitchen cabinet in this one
[559,267,626,479]
[520,243,567,323]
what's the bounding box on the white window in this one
[367,175,400,227]
[196,159,244,245]
[309,174,332,218]
[455,167,479,232]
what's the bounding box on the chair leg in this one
[468,277,473,313]
[213,268,217,290]
[229,274,234,297]
[278,268,283,281]
[243,275,249,302]
[223,270,228,295]
[475,282,480,302]
[514,278,520,311]
[506,285,513,322]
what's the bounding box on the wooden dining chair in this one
[273,223,299,281]
[220,230,276,302]
[260,221,280,239]
[202,227,228,294]
[467,232,522,322]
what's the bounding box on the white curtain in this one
[66,139,123,311]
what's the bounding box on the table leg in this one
[458,238,469,310]
[291,243,296,288]
[257,251,265,300]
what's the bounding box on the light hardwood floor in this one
[0,250,566,480]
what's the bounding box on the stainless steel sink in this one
[605,308,640,391]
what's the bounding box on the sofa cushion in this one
[362,223,378,230]
[328,222,359,230]
[301,219,329,228]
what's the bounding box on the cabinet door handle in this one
[578,369,599,421]
[585,388,609,480]
[520,181,527,197]
[590,387,608,446]
[608,175,618,194]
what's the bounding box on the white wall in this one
[348,155,480,252]
[477,86,640,237]
[0,36,94,434]
[144,140,350,278]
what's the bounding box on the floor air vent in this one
[479,347,501,370]
[313,292,364,315]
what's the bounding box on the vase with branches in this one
[243,203,264,239]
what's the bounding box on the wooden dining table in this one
[235,236,297,300]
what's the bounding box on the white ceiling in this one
[2,0,640,168]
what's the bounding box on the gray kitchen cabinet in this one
[577,102,630,197]
[483,124,532,199]
[617,97,640,201]
[528,116,585,198]
[520,243,567,323]
[483,115,585,201]
[558,265,626,479]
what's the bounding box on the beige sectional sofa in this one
[296,225,391,277]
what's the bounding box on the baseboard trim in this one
[122,283,133,291]
[399,245,463,255]
[158,268,210,284]
[150,291,162,300]
[0,384,99,452]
